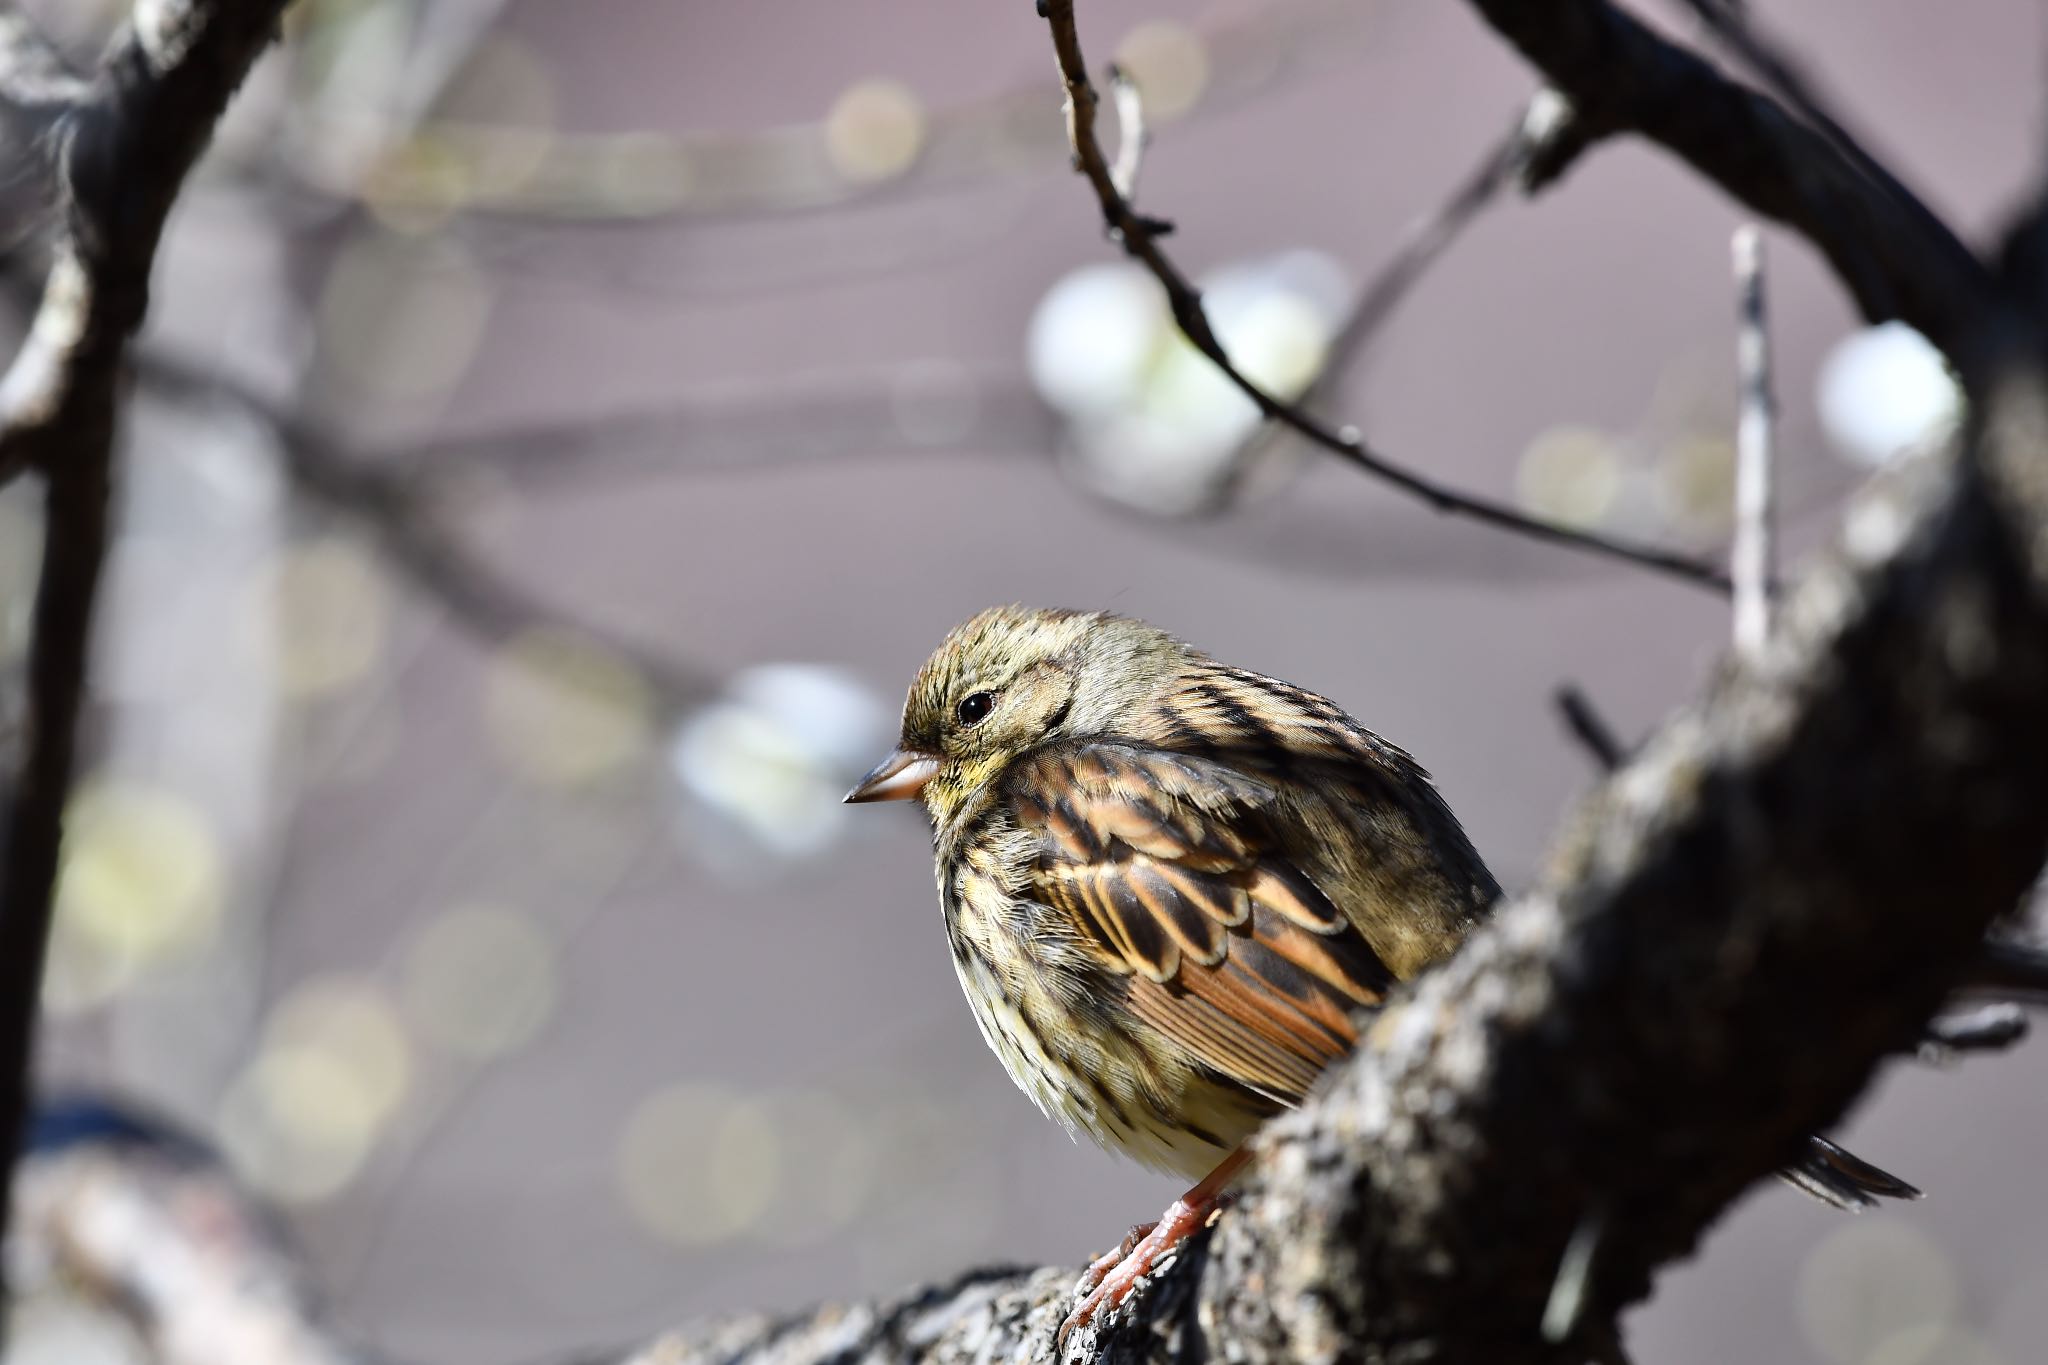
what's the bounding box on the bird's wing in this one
[1005,741,1396,1105]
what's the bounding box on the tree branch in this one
[1039,0,1733,595]
[1458,0,2001,375]
[583,333,2048,1365]
[0,0,287,1305]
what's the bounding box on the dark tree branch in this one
[0,0,287,1312]
[1458,0,2001,375]
[1039,0,1734,595]
[1215,89,1589,512]
[1554,684,1628,771]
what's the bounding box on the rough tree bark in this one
[4,4,2048,1365]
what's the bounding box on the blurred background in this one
[0,0,2042,1362]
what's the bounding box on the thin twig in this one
[1554,684,1626,772]
[1038,1,1732,595]
[1731,225,1776,659]
[1211,90,1590,512]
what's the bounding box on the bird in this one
[843,606,2015,1341]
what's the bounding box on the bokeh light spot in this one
[401,904,558,1060]
[670,663,887,865]
[1816,322,1962,468]
[485,630,655,787]
[1796,1218,1959,1364]
[1114,20,1210,120]
[219,974,411,1206]
[1655,433,1737,534]
[824,79,926,184]
[262,536,387,699]
[261,974,413,1141]
[617,1084,782,1247]
[316,231,491,402]
[1516,426,1622,529]
[217,1065,373,1207]
[1027,263,1168,421]
[45,781,223,1012]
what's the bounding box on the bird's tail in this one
[1779,936,2045,1214]
[1779,1135,1922,1211]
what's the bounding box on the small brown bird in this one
[847,606,1919,1338]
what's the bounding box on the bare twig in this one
[15,1139,358,1365]
[1731,225,1776,659]
[0,0,287,1312]
[1039,1,1732,595]
[1210,90,1591,512]
[1555,684,1626,771]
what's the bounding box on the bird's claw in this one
[1056,1201,1210,1347]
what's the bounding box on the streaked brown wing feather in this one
[1007,741,1395,1106]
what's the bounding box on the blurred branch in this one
[1460,0,2001,375]
[377,369,1058,491]
[15,1139,359,1365]
[0,0,286,1311]
[0,14,86,148]
[1553,683,1626,771]
[1218,88,1585,506]
[128,344,723,715]
[1039,0,1733,595]
[266,0,1366,226]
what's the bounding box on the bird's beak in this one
[844,748,939,804]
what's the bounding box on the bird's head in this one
[845,605,1189,824]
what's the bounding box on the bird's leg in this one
[1074,1221,1159,1299]
[1058,1147,1249,1345]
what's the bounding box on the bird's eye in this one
[956,691,995,727]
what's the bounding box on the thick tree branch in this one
[580,336,2048,1365]
[0,0,287,1304]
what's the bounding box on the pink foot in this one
[1074,1220,1157,1299]
[1056,1197,1213,1345]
